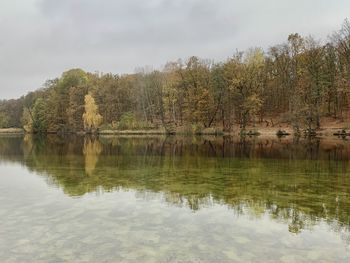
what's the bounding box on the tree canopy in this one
[1,20,350,134]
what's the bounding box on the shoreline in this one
[1,126,349,139]
[0,128,25,134]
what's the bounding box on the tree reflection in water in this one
[1,135,350,236]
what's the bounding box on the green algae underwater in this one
[1,135,350,262]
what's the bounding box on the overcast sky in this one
[0,0,349,99]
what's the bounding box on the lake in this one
[1,135,350,262]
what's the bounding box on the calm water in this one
[1,135,350,262]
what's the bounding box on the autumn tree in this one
[21,107,33,132]
[267,44,292,113]
[178,56,216,130]
[323,43,339,117]
[210,63,230,130]
[225,49,265,131]
[32,98,47,133]
[0,98,25,128]
[67,86,88,132]
[162,61,183,130]
[45,69,88,133]
[287,33,305,119]
[83,94,103,133]
[0,112,10,128]
[332,19,350,119]
[301,37,328,130]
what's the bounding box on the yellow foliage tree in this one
[82,94,103,132]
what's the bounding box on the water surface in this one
[1,135,350,262]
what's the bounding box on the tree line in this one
[1,20,350,134]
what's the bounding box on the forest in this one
[1,20,350,135]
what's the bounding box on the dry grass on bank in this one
[0,128,24,134]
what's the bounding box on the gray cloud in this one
[0,0,349,99]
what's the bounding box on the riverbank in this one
[2,120,349,138]
[98,123,349,138]
[99,129,167,135]
[0,128,24,134]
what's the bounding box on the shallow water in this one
[1,135,350,262]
